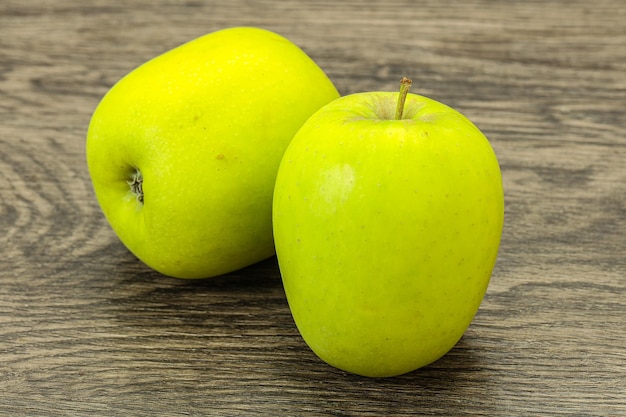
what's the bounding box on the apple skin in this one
[272,92,504,377]
[86,27,339,279]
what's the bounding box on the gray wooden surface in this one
[1,0,625,415]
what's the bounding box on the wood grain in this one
[1,0,625,415]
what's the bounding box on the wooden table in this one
[1,1,624,415]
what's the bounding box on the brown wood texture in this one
[1,0,625,415]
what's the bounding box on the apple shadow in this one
[102,254,292,329]
[269,334,497,414]
[93,250,498,414]
[110,254,283,295]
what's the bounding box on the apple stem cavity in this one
[128,169,144,204]
[394,77,412,120]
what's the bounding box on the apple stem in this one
[394,77,412,120]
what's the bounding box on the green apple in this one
[86,27,339,278]
[273,78,504,377]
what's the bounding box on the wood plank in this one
[1,0,624,415]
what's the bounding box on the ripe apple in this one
[86,27,339,278]
[273,78,504,377]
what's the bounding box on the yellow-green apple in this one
[273,78,504,377]
[86,27,339,278]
